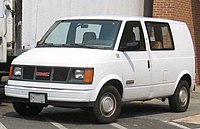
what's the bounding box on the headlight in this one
[9,66,22,79]
[75,70,84,79]
[70,68,94,83]
[13,67,22,76]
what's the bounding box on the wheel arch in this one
[101,79,123,97]
[91,75,124,101]
[179,74,192,88]
[175,71,193,93]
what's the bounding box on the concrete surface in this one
[195,85,200,92]
[174,114,200,125]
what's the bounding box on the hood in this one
[12,48,106,67]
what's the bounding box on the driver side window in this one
[119,21,145,51]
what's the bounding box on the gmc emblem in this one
[36,72,50,77]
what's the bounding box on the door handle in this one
[0,37,2,46]
[147,60,150,69]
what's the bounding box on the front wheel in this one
[93,85,122,123]
[168,80,190,112]
[13,102,43,116]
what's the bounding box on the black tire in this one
[13,102,43,116]
[81,107,93,112]
[93,85,122,123]
[169,80,190,112]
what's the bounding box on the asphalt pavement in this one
[0,85,200,129]
[0,89,200,129]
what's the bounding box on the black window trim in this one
[145,21,175,51]
[118,21,146,52]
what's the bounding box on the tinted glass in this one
[145,22,174,50]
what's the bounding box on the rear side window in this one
[145,22,174,50]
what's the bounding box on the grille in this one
[36,67,51,81]
[22,66,69,82]
[23,66,35,80]
[53,67,69,81]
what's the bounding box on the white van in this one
[5,16,195,123]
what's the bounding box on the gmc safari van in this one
[5,16,195,123]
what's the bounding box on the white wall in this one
[22,0,144,49]
[0,0,3,18]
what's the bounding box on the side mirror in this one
[5,2,15,17]
[36,41,41,47]
[5,4,11,11]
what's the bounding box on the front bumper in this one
[5,84,95,107]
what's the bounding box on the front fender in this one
[89,74,124,101]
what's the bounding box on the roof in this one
[57,16,185,24]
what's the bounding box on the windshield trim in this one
[37,19,122,50]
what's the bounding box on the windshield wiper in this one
[63,43,98,49]
[37,43,55,47]
[37,43,66,47]
[37,43,100,49]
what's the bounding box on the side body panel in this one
[121,20,195,101]
[170,22,195,90]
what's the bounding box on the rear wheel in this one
[169,80,190,112]
[13,102,43,116]
[93,85,122,123]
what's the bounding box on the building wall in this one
[153,0,175,19]
[191,0,200,85]
[153,0,200,84]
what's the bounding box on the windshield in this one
[37,20,121,50]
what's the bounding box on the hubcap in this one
[100,93,117,117]
[179,87,188,107]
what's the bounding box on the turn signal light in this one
[83,69,94,83]
[9,66,13,79]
